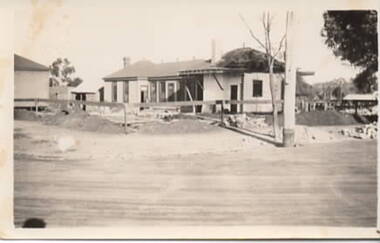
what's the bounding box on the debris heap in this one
[341,122,377,139]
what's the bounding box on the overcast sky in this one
[13,0,375,91]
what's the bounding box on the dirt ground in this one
[14,120,377,228]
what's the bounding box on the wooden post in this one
[34,98,39,113]
[185,85,196,114]
[283,11,296,147]
[220,100,225,126]
[240,73,244,114]
[354,101,358,115]
[123,104,127,134]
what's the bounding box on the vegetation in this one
[49,58,83,87]
[234,12,287,142]
[322,10,378,93]
[312,78,358,100]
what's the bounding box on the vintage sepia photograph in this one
[0,0,378,239]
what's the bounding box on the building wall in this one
[202,73,242,112]
[243,72,283,113]
[202,72,283,113]
[71,92,97,102]
[103,72,284,113]
[14,70,49,107]
[129,80,139,104]
[117,81,124,103]
[104,82,112,102]
[50,86,72,100]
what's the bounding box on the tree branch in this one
[239,13,267,51]
[273,33,286,58]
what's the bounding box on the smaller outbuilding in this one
[343,93,378,114]
[70,84,98,111]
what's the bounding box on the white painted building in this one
[14,54,50,108]
[103,55,283,113]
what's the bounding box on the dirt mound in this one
[43,111,126,134]
[296,111,360,126]
[14,110,41,121]
[137,119,220,135]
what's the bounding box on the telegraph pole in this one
[283,11,296,147]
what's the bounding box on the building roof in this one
[343,93,377,101]
[217,47,285,73]
[71,83,99,94]
[14,54,49,71]
[104,59,214,81]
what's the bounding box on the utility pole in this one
[283,11,296,147]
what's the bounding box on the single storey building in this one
[103,51,284,113]
[14,54,50,108]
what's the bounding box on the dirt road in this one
[14,121,377,227]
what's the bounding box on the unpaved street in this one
[14,121,377,227]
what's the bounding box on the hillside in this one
[312,78,358,99]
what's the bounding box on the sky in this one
[13,0,375,91]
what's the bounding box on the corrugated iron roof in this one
[343,93,377,101]
[103,59,213,80]
[14,54,49,71]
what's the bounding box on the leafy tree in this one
[332,86,342,100]
[49,58,83,87]
[322,10,378,93]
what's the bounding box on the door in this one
[140,85,148,103]
[230,85,238,113]
[167,82,176,102]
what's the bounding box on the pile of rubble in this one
[223,114,270,130]
[341,122,377,139]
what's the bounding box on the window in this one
[159,81,166,102]
[150,82,157,103]
[112,82,118,102]
[252,80,263,97]
[123,81,129,103]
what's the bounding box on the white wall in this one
[14,70,49,107]
[117,81,123,103]
[128,80,138,104]
[243,72,283,113]
[203,73,242,112]
[202,72,283,113]
[104,81,112,102]
[49,86,72,100]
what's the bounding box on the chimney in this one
[123,57,130,68]
[211,39,216,64]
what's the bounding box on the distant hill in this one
[312,78,358,100]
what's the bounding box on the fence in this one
[296,99,378,113]
[15,98,283,133]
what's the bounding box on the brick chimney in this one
[123,57,130,68]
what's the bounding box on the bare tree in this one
[239,12,286,142]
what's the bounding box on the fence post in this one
[34,98,39,113]
[123,104,127,134]
[220,100,224,126]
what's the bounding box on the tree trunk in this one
[268,64,280,142]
